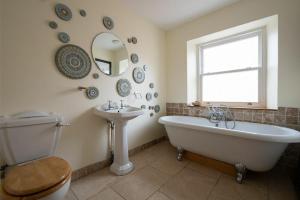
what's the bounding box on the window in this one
[198,29,266,108]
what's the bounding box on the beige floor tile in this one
[112,166,170,200]
[147,191,171,200]
[160,167,217,200]
[64,189,78,200]
[210,174,268,200]
[150,151,188,175]
[88,188,124,200]
[71,168,118,200]
[187,161,221,180]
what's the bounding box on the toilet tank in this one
[0,111,63,165]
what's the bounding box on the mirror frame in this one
[91,32,130,77]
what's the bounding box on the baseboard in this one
[71,136,167,181]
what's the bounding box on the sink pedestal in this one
[110,120,134,175]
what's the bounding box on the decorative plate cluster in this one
[55,44,91,79]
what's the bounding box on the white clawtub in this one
[159,115,300,172]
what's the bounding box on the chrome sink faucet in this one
[120,100,127,109]
[107,100,117,110]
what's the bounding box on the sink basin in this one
[93,106,144,121]
[93,105,144,175]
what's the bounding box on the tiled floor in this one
[65,141,298,200]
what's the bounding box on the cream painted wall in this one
[166,0,300,107]
[1,0,166,170]
[0,0,3,114]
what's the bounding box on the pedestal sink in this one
[94,105,144,175]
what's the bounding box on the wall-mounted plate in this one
[79,9,86,17]
[58,32,70,43]
[149,83,154,89]
[132,37,138,44]
[143,65,148,71]
[55,3,72,21]
[86,87,99,99]
[117,79,132,97]
[103,16,114,30]
[49,21,58,29]
[55,44,91,79]
[131,53,139,64]
[154,105,160,113]
[146,92,152,101]
[133,67,145,84]
[93,73,99,79]
[141,105,146,109]
[154,92,158,98]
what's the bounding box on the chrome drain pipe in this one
[107,120,115,162]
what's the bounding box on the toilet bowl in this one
[0,111,71,200]
[0,157,71,200]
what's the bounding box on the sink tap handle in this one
[120,100,125,109]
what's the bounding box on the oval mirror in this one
[92,33,129,76]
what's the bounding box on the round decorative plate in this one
[79,9,86,17]
[146,92,152,101]
[49,21,58,29]
[103,16,114,30]
[149,83,154,89]
[154,92,158,98]
[117,79,132,97]
[150,113,154,117]
[143,65,148,71]
[55,3,72,21]
[58,32,70,43]
[93,73,99,79]
[86,87,99,99]
[154,105,160,113]
[133,67,145,84]
[132,37,138,44]
[131,53,139,64]
[55,44,91,79]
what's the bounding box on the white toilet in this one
[0,111,71,200]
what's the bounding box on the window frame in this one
[197,28,267,108]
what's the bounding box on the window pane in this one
[202,35,259,73]
[202,70,258,102]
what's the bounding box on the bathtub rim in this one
[159,115,300,143]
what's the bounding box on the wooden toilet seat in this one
[0,157,71,200]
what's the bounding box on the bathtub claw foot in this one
[235,163,247,184]
[177,147,184,161]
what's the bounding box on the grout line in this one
[110,184,128,200]
[206,171,223,200]
[69,188,80,200]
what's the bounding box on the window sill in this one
[187,104,277,111]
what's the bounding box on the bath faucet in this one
[207,105,235,129]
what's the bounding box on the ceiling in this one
[122,0,240,30]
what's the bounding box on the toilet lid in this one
[3,156,71,196]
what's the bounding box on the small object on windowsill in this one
[192,101,201,107]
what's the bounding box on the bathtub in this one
[159,115,300,172]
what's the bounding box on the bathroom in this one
[0,0,300,199]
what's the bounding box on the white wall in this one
[1,0,166,170]
[166,0,300,108]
